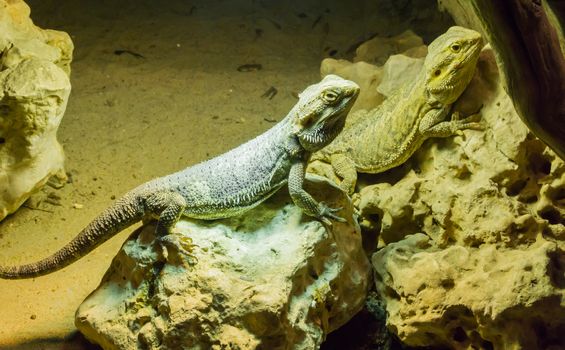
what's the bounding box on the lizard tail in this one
[0,194,145,279]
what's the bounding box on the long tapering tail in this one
[0,193,145,279]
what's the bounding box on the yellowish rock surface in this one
[347,45,565,348]
[75,176,371,350]
[0,0,73,221]
[373,233,564,349]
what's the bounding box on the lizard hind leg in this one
[144,190,198,265]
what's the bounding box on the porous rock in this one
[76,176,371,350]
[372,233,565,349]
[354,47,565,348]
[0,0,73,221]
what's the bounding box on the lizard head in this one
[293,74,360,152]
[424,26,483,104]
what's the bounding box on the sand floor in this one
[0,0,451,348]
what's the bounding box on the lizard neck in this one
[270,110,306,157]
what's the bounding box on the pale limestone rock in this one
[0,0,73,221]
[355,47,565,348]
[75,176,371,350]
[354,30,424,65]
[376,54,424,98]
[400,44,428,59]
[372,233,565,349]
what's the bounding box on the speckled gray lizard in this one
[0,75,359,279]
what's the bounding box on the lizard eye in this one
[450,44,461,52]
[434,69,442,77]
[322,90,339,103]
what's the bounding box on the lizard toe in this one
[318,203,346,223]
[158,234,199,266]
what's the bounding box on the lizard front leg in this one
[419,106,483,138]
[288,159,346,225]
[144,190,197,264]
[330,153,358,195]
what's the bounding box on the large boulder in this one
[355,46,565,349]
[0,0,73,221]
[76,176,371,350]
[373,233,564,349]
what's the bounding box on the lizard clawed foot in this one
[317,202,346,226]
[452,110,485,131]
[158,233,199,266]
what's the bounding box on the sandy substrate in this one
[0,0,451,348]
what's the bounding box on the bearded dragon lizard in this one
[0,75,359,279]
[311,26,484,194]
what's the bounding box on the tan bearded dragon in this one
[311,26,484,194]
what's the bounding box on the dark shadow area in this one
[1,331,101,350]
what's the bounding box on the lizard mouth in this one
[299,90,358,150]
[300,110,347,146]
[427,40,483,101]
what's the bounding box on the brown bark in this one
[439,0,565,160]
